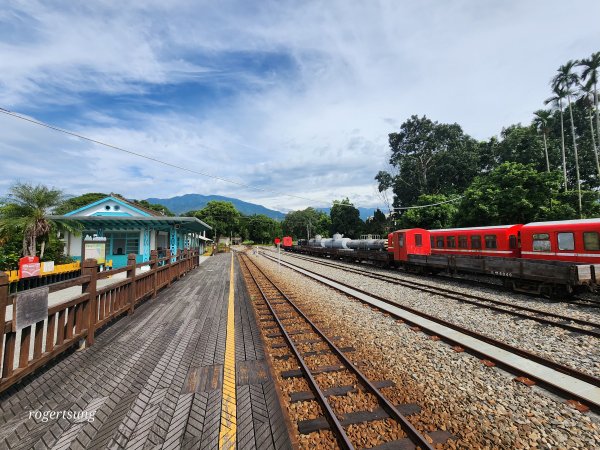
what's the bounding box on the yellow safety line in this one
[219,253,237,449]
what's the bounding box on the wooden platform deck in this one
[0,253,292,449]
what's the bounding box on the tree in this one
[185,201,240,243]
[457,162,575,226]
[54,192,108,215]
[378,115,481,208]
[246,215,282,244]
[400,194,458,229]
[132,199,175,216]
[579,52,600,166]
[282,208,330,239]
[533,110,552,172]
[545,86,568,190]
[579,82,600,178]
[0,183,65,257]
[329,198,363,238]
[553,61,582,215]
[364,208,389,237]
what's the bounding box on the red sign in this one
[283,236,293,247]
[19,256,40,279]
[274,238,281,245]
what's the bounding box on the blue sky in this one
[1,0,599,212]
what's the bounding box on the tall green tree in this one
[579,82,600,178]
[184,200,240,243]
[282,208,330,239]
[246,215,282,243]
[545,86,568,190]
[364,208,389,237]
[329,198,363,238]
[400,194,458,229]
[580,52,600,163]
[0,183,65,258]
[533,110,552,172]
[377,115,481,208]
[456,162,578,226]
[553,61,582,215]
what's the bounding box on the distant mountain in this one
[146,194,286,220]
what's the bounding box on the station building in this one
[49,196,212,268]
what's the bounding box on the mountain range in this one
[146,194,380,220]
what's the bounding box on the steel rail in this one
[261,252,600,413]
[241,253,434,450]
[284,251,600,337]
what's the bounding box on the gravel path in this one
[250,251,600,449]
[272,251,600,379]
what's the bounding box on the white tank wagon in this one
[308,234,387,251]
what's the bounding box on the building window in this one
[584,232,600,251]
[106,232,140,255]
[415,234,422,247]
[471,235,482,249]
[484,235,497,249]
[436,236,444,248]
[557,232,574,251]
[458,235,468,249]
[105,205,111,210]
[447,236,456,248]
[532,233,551,252]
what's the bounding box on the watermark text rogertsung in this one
[28,409,96,423]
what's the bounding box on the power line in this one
[392,196,463,210]
[0,107,368,209]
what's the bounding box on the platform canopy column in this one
[143,227,151,262]
[169,226,178,262]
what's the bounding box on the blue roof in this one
[64,196,152,217]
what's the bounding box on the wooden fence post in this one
[150,250,158,298]
[166,250,172,286]
[177,250,183,279]
[82,258,98,347]
[127,254,137,315]
[0,272,8,366]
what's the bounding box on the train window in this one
[484,235,497,249]
[398,234,405,247]
[447,236,456,248]
[436,236,444,248]
[415,234,423,247]
[471,235,481,249]
[509,235,517,249]
[458,235,468,248]
[532,233,551,252]
[584,232,600,250]
[430,236,434,248]
[557,232,574,251]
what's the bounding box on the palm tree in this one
[0,183,64,257]
[579,52,600,159]
[532,110,551,172]
[545,86,568,190]
[580,81,600,178]
[553,61,582,216]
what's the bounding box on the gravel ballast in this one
[249,251,600,449]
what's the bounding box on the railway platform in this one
[0,253,292,449]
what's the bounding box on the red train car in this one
[521,218,600,263]
[429,225,522,258]
[388,228,431,262]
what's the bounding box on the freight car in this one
[290,220,600,297]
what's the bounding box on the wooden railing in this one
[0,248,200,394]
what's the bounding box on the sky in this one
[1,0,599,213]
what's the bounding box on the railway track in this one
[280,250,600,338]
[239,252,438,449]
[259,250,600,414]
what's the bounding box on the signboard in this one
[19,256,40,279]
[41,261,55,273]
[283,236,293,247]
[274,238,281,245]
[84,242,106,264]
[14,286,49,331]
